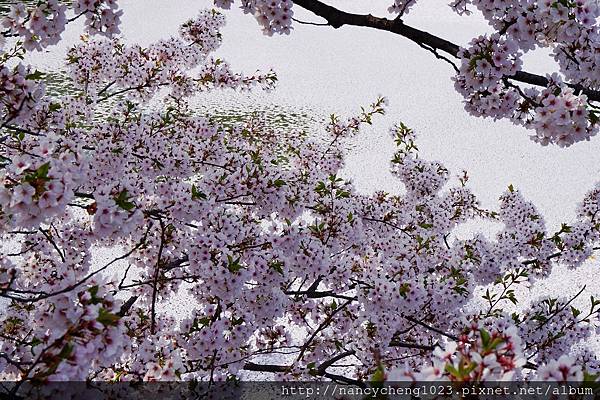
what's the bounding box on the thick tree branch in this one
[117,295,139,317]
[243,350,366,387]
[292,0,600,102]
[404,315,459,341]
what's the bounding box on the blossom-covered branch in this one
[1,1,600,394]
[220,0,600,147]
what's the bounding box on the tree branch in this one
[292,0,600,102]
[117,295,138,317]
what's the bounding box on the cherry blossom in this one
[1,1,600,395]
[219,0,600,147]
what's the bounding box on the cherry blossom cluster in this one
[537,355,584,382]
[387,318,593,384]
[0,280,127,382]
[64,10,275,102]
[1,1,122,51]
[2,4,600,393]
[0,63,45,128]
[179,8,225,52]
[216,0,293,35]
[1,1,67,51]
[73,0,122,37]
[221,0,600,147]
[0,146,83,228]
[448,0,600,146]
[387,0,418,15]
[389,321,526,381]
[453,35,598,146]
[453,34,522,119]
[449,0,600,80]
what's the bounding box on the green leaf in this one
[97,308,121,327]
[36,162,50,179]
[191,185,207,201]
[399,283,410,298]
[583,371,600,383]
[315,181,327,196]
[507,292,518,305]
[589,110,599,125]
[444,363,460,378]
[463,361,478,375]
[196,316,212,327]
[49,103,62,112]
[269,261,284,275]
[371,365,385,383]
[226,255,243,273]
[26,70,45,81]
[480,328,491,347]
[114,190,135,211]
[335,189,350,198]
[488,337,504,350]
[88,285,99,298]
[58,343,74,359]
[273,179,286,188]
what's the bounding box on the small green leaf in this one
[36,162,51,179]
[191,185,207,201]
[97,308,121,327]
[88,285,99,298]
[480,328,491,347]
[26,70,45,81]
[58,343,74,359]
[371,365,385,383]
[226,255,243,273]
[49,103,62,112]
[273,179,286,188]
[114,190,135,211]
[269,261,284,275]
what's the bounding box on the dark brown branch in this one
[404,315,459,341]
[388,340,436,351]
[292,0,600,102]
[117,295,139,317]
[0,225,151,302]
[316,350,356,375]
[296,298,353,362]
[150,219,167,334]
[243,350,366,387]
[535,285,586,332]
[522,246,600,266]
[243,362,289,373]
[283,289,356,301]
[322,371,365,387]
[291,17,329,26]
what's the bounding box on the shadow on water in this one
[1,0,326,134]
[198,102,325,134]
[41,69,326,134]
[0,0,71,16]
